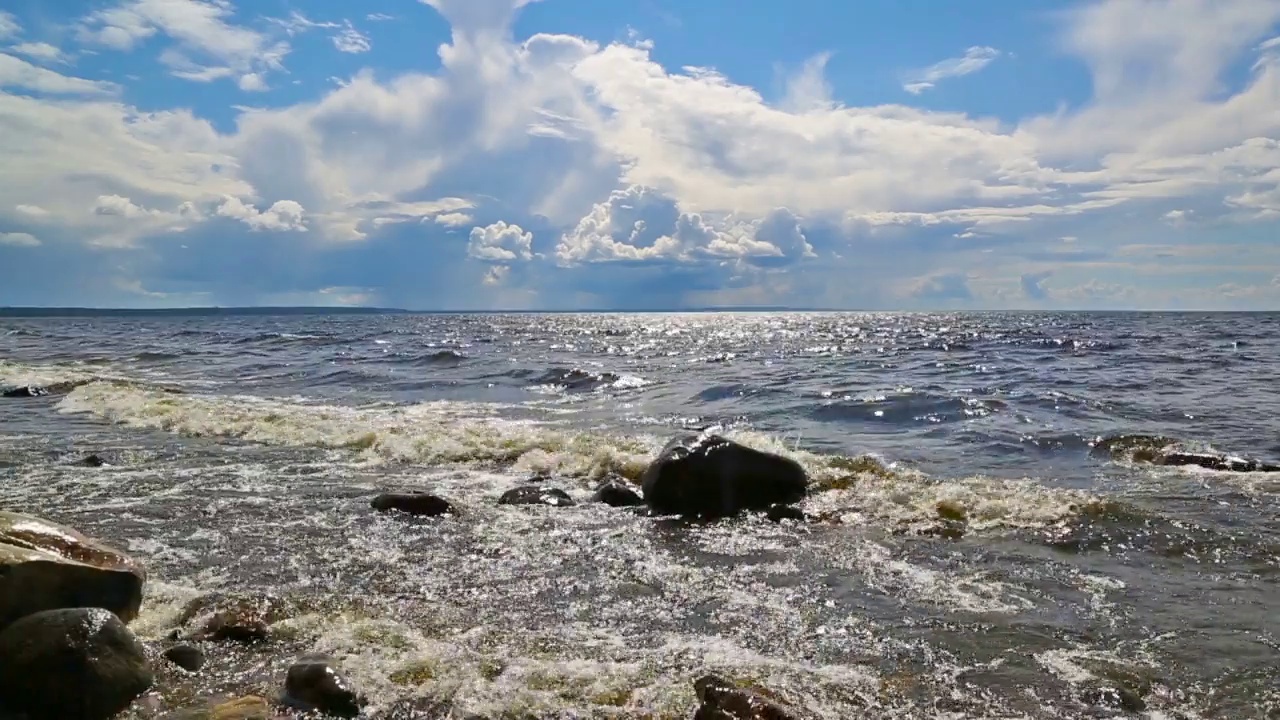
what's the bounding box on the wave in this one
[51,379,1093,531]
[529,367,650,393]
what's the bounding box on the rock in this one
[163,643,205,672]
[498,485,576,507]
[1081,686,1146,713]
[1157,451,1279,473]
[371,492,456,517]
[765,504,807,523]
[78,454,109,467]
[281,655,365,718]
[641,434,808,519]
[175,592,290,644]
[692,674,808,720]
[0,607,153,720]
[0,511,146,630]
[593,476,644,507]
[2,385,49,398]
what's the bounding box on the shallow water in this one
[1,311,1277,718]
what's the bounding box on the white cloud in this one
[367,14,395,22]
[78,0,289,88]
[14,204,50,218]
[468,221,533,262]
[781,52,835,112]
[0,53,118,96]
[215,196,306,231]
[9,43,67,65]
[435,212,474,227]
[0,232,40,247]
[332,23,371,54]
[903,46,1001,94]
[0,12,21,40]
[237,73,266,92]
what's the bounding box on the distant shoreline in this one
[0,306,1274,318]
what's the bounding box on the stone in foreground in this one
[641,434,808,519]
[692,674,809,720]
[0,510,146,630]
[281,655,365,718]
[0,607,153,720]
[176,592,291,644]
[593,476,645,507]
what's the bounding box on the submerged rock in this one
[692,674,809,720]
[1156,451,1279,473]
[641,434,808,519]
[593,476,644,507]
[2,385,49,398]
[0,607,153,720]
[208,696,273,720]
[78,454,110,467]
[765,504,807,523]
[281,655,365,718]
[175,592,291,644]
[371,492,456,517]
[0,511,146,630]
[498,485,576,507]
[163,643,205,672]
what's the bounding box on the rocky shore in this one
[0,433,822,720]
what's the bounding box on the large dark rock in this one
[593,476,644,507]
[692,674,809,720]
[641,435,808,519]
[1156,451,1279,473]
[0,607,153,720]
[498,486,575,507]
[281,655,365,718]
[175,592,291,644]
[371,492,456,517]
[0,511,146,631]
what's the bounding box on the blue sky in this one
[1,0,1278,310]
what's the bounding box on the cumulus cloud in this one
[0,12,20,40]
[216,197,306,231]
[1020,271,1053,300]
[468,221,533,262]
[907,272,974,302]
[903,46,1001,94]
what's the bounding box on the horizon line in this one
[2,305,1278,316]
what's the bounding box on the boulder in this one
[498,486,575,507]
[0,511,145,630]
[371,492,456,517]
[281,655,365,718]
[0,607,153,720]
[765,504,807,523]
[163,643,205,672]
[593,476,644,507]
[1156,451,1279,473]
[692,674,809,720]
[175,592,291,644]
[641,435,808,519]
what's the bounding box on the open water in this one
[1,311,1277,718]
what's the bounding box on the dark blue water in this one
[1,311,1277,718]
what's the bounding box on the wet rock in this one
[0,511,146,630]
[593,476,644,507]
[1156,451,1279,473]
[641,434,808,519]
[1081,686,1146,713]
[175,592,290,644]
[498,485,576,507]
[371,492,456,517]
[692,674,809,720]
[281,655,365,718]
[2,385,49,398]
[765,504,807,523]
[163,643,205,672]
[0,607,153,720]
[209,696,273,720]
[78,454,110,467]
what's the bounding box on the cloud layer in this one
[0,0,1278,309]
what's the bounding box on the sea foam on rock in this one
[0,510,146,630]
[641,434,808,519]
[0,607,153,720]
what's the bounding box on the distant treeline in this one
[0,306,411,318]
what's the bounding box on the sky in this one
[1,0,1279,311]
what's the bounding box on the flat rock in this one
[498,485,576,507]
[0,511,146,631]
[0,607,153,720]
[371,492,456,517]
